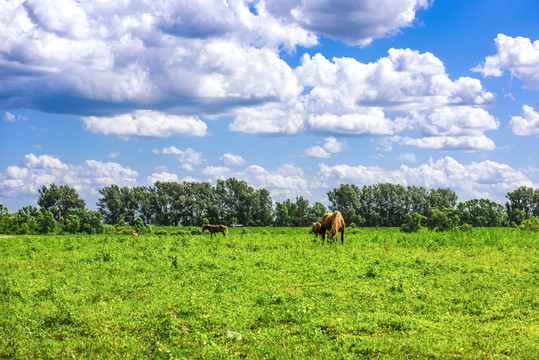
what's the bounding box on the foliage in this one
[505,186,539,224]
[37,208,57,234]
[0,228,537,358]
[457,198,506,227]
[400,212,425,233]
[37,183,86,220]
[520,216,539,231]
[426,207,460,232]
[328,183,457,227]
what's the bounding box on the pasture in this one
[0,227,538,359]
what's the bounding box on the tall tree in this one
[97,184,123,225]
[457,199,506,227]
[505,186,539,224]
[38,184,86,220]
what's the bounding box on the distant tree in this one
[400,212,426,233]
[457,199,506,227]
[426,207,460,232]
[64,214,81,234]
[97,184,136,225]
[428,188,458,214]
[505,186,539,224]
[38,184,86,220]
[37,208,57,234]
[274,202,291,227]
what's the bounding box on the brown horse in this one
[202,224,228,238]
[309,221,321,236]
[319,210,345,245]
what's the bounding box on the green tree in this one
[457,199,506,227]
[38,183,86,220]
[274,202,291,227]
[505,186,539,224]
[64,214,81,234]
[426,207,460,232]
[428,188,458,214]
[400,212,426,233]
[37,208,57,234]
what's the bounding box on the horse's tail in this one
[225,225,228,234]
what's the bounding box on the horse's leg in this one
[341,229,344,245]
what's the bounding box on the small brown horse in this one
[202,224,228,238]
[309,221,321,236]
[319,210,345,245]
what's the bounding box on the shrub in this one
[426,207,460,232]
[156,230,169,236]
[202,217,210,225]
[520,216,539,232]
[400,212,425,233]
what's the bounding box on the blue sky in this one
[1,0,539,211]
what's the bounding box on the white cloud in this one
[268,0,431,46]
[323,137,345,153]
[473,34,539,89]
[316,156,535,203]
[107,151,120,159]
[0,153,138,197]
[230,48,494,145]
[202,166,231,179]
[200,163,309,200]
[81,111,207,138]
[220,153,246,166]
[308,111,395,135]
[303,145,330,158]
[158,146,206,168]
[510,105,539,136]
[398,135,496,151]
[147,172,179,184]
[303,137,345,158]
[397,153,417,163]
[3,112,16,122]
[419,106,498,136]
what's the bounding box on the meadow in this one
[0,227,538,359]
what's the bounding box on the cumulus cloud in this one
[81,111,207,138]
[220,153,246,166]
[229,48,496,152]
[0,153,138,197]
[303,137,346,158]
[473,34,539,90]
[157,146,205,169]
[267,0,431,46]
[0,1,310,115]
[397,153,417,163]
[147,172,179,184]
[398,135,496,152]
[510,105,539,136]
[201,163,309,200]
[316,156,535,202]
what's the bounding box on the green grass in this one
[1,228,538,359]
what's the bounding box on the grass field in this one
[1,227,538,359]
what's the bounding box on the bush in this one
[400,212,425,233]
[156,230,169,236]
[520,216,539,231]
[426,207,460,232]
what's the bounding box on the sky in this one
[1,0,539,212]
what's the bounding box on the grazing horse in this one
[309,222,321,236]
[202,224,228,238]
[319,210,345,245]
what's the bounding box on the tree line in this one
[1,179,539,235]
